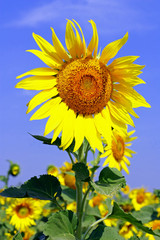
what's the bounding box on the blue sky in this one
[0,0,160,190]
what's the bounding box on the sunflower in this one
[6,198,42,231]
[16,20,150,152]
[129,188,153,211]
[100,129,136,174]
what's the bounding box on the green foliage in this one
[43,210,77,240]
[30,134,78,158]
[91,167,126,196]
[61,186,76,202]
[0,175,7,183]
[13,232,23,240]
[72,163,90,182]
[132,205,158,223]
[109,202,160,237]
[0,175,61,200]
[87,225,124,240]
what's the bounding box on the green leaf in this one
[109,202,160,237]
[154,189,160,199]
[43,210,77,239]
[0,175,7,183]
[132,205,157,224]
[86,205,102,218]
[0,174,61,200]
[91,167,126,196]
[48,234,76,240]
[30,134,78,158]
[87,225,124,240]
[13,232,23,240]
[129,236,140,240]
[61,186,76,202]
[72,163,90,182]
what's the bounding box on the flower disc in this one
[57,58,112,115]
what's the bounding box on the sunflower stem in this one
[76,143,85,240]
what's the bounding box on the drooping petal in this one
[60,109,76,149]
[65,21,77,59]
[51,27,70,61]
[73,114,85,152]
[84,116,103,153]
[100,32,128,65]
[73,19,86,57]
[15,76,57,90]
[67,20,83,58]
[44,102,68,136]
[87,20,99,58]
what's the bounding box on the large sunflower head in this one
[6,198,42,231]
[101,129,137,174]
[16,20,150,152]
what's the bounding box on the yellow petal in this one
[26,50,62,69]
[51,27,70,61]
[108,56,139,69]
[73,19,86,57]
[32,33,63,64]
[51,121,64,144]
[84,116,103,153]
[27,87,58,113]
[16,68,58,79]
[112,75,145,87]
[65,21,77,59]
[73,115,85,152]
[44,102,68,136]
[67,20,83,58]
[111,90,139,118]
[15,76,57,90]
[30,98,60,120]
[87,20,99,58]
[94,112,111,143]
[108,101,135,127]
[121,161,129,174]
[60,109,76,150]
[114,84,151,108]
[100,32,128,64]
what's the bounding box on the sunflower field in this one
[1,19,160,240]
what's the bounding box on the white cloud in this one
[7,0,156,35]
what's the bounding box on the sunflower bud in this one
[9,164,20,177]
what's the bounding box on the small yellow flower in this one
[47,165,59,176]
[129,188,152,211]
[121,185,130,194]
[101,129,136,174]
[99,203,117,227]
[16,20,150,152]
[89,194,106,208]
[67,202,77,212]
[119,222,137,239]
[10,164,20,176]
[6,198,42,232]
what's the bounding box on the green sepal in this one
[109,202,160,237]
[91,167,126,196]
[0,174,61,200]
[72,163,90,182]
[87,225,124,240]
[43,210,77,240]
